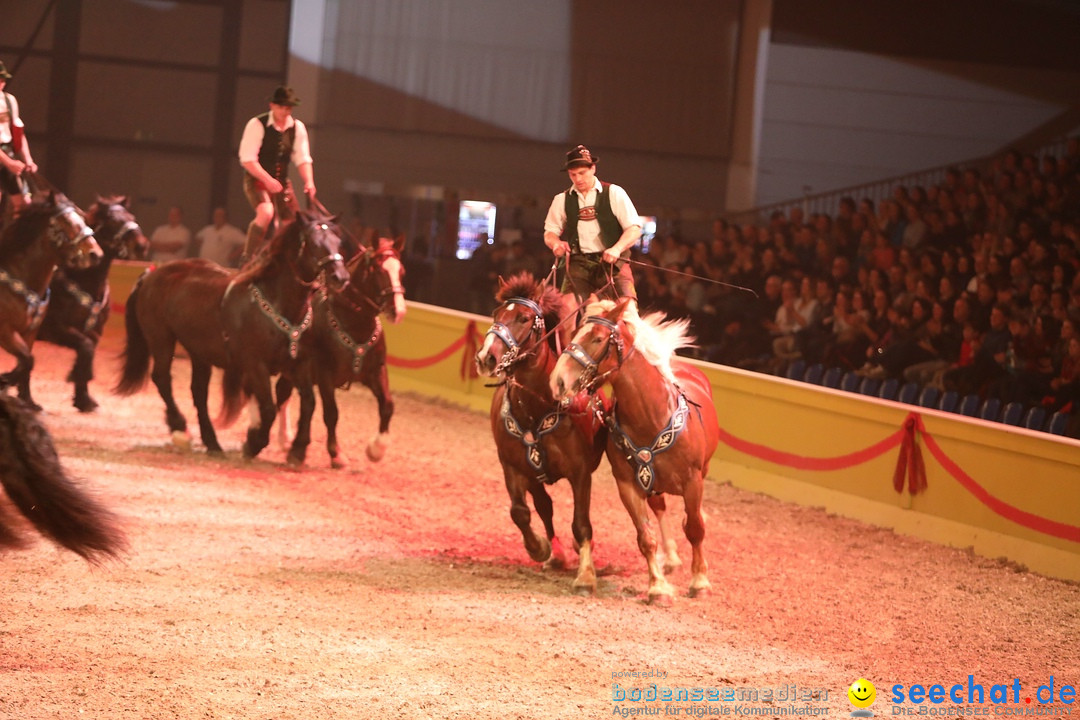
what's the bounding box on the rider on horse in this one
[237,85,316,263]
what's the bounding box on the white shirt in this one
[543,177,640,254]
[196,222,246,267]
[237,114,313,169]
[0,92,25,145]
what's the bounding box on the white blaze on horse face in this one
[549,349,580,401]
[382,255,407,323]
[476,332,498,376]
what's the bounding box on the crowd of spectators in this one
[633,140,1080,430]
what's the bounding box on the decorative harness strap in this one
[500,391,563,485]
[606,390,690,496]
[248,283,312,359]
[56,273,109,333]
[0,267,50,330]
[326,302,383,374]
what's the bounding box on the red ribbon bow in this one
[893,412,928,496]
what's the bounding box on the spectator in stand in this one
[945,303,1013,396]
[194,207,246,267]
[149,205,193,263]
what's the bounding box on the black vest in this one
[563,182,625,254]
[255,112,296,181]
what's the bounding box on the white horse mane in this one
[582,300,696,385]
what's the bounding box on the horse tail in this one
[217,363,247,427]
[0,395,127,564]
[114,275,151,395]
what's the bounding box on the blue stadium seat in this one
[917,386,940,409]
[840,371,861,393]
[1000,402,1024,426]
[958,394,981,417]
[802,363,825,385]
[785,359,806,381]
[979,397,1001,422]
[858,377,881,396]
[937,390,959,414]
[878,378,899,400]
[1023,406,1046,431]
[822,366,843,388]
[897,382,920,405]
[1046,411,1070,436]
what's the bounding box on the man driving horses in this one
[0,61,38,223]
[543,144,642,347]
[237,85,316,261]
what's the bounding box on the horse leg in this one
[6,353,39,412]
[568,471,596,595]
[505,470,551,564]
[274,376,294,452]
[242,381,276,459]
[286,379,315,468]
[148,348,190,449]
[528,482,565,570]
[316,376,347,469]
[613,473,674,605]
[69,332,100,413]
[189,361,222,455]
[364,364,394,462]
[682,474,711,598]
[647,494,684,574]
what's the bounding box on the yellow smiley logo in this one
[848,678,876,709]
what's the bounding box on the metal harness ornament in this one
[326,305,383,374]
[249,283,312,359]
[606,391,690,496]
[0,267,51,331]
[499,392,563,485]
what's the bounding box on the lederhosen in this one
[242,112,298,218]
[0,93,29,196]
[560,182,636,301]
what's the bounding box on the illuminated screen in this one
[457,201,497,259]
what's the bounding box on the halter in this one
[289,219,344,288]
[107,219,143,259]
[484,296,545,374]
[560,315,629,394]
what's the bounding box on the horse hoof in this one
[171,431,192,451]
[366,435,388,462]
[206,448,225,458]
[74,397,99,413]
[572,583,596,597]
[688,585,712,599]
[647,593,674,608]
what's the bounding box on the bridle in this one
[49,202,100,267]
[484,296,546,375]
[559,315,630,394]
[293,219,344,287]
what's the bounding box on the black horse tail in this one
[114,275,151,395]
[0,395,127,563]
[217,363,247,427]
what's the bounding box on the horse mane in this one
[0,201,53,261]
[497,272,564,350]
[584,299,696,385]
[232,214,304,284]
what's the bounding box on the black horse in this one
[114,210,350,459]
[0,193,103,410]
[38,195,148,412]
[275,234,406,467]
[0,394,126,563]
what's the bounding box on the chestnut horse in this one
[0,394,126,563]
[274,234,407,467]
[474,272,607,594]
[0,193,103,410]
[114,210,349,459]
[38,195,148,412]
[549,297,720,604]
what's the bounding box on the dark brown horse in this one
[38,195,148,412]
[474,272,608,594]
[114,210,349,459]
[0,193,103,410]
[0,394,126,563]
[275,234,406,467]
[549,298,720,604]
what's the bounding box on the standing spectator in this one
[238,85,316,260]
[0,60,38,220]
[194,207,246,267]
[149,206,192,263]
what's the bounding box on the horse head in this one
[549,297,634,401]
[40,193,104,270]
[291,210,349,290]
[476,272,563,377]
[87,195,148,261]
[353,233,406,323]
